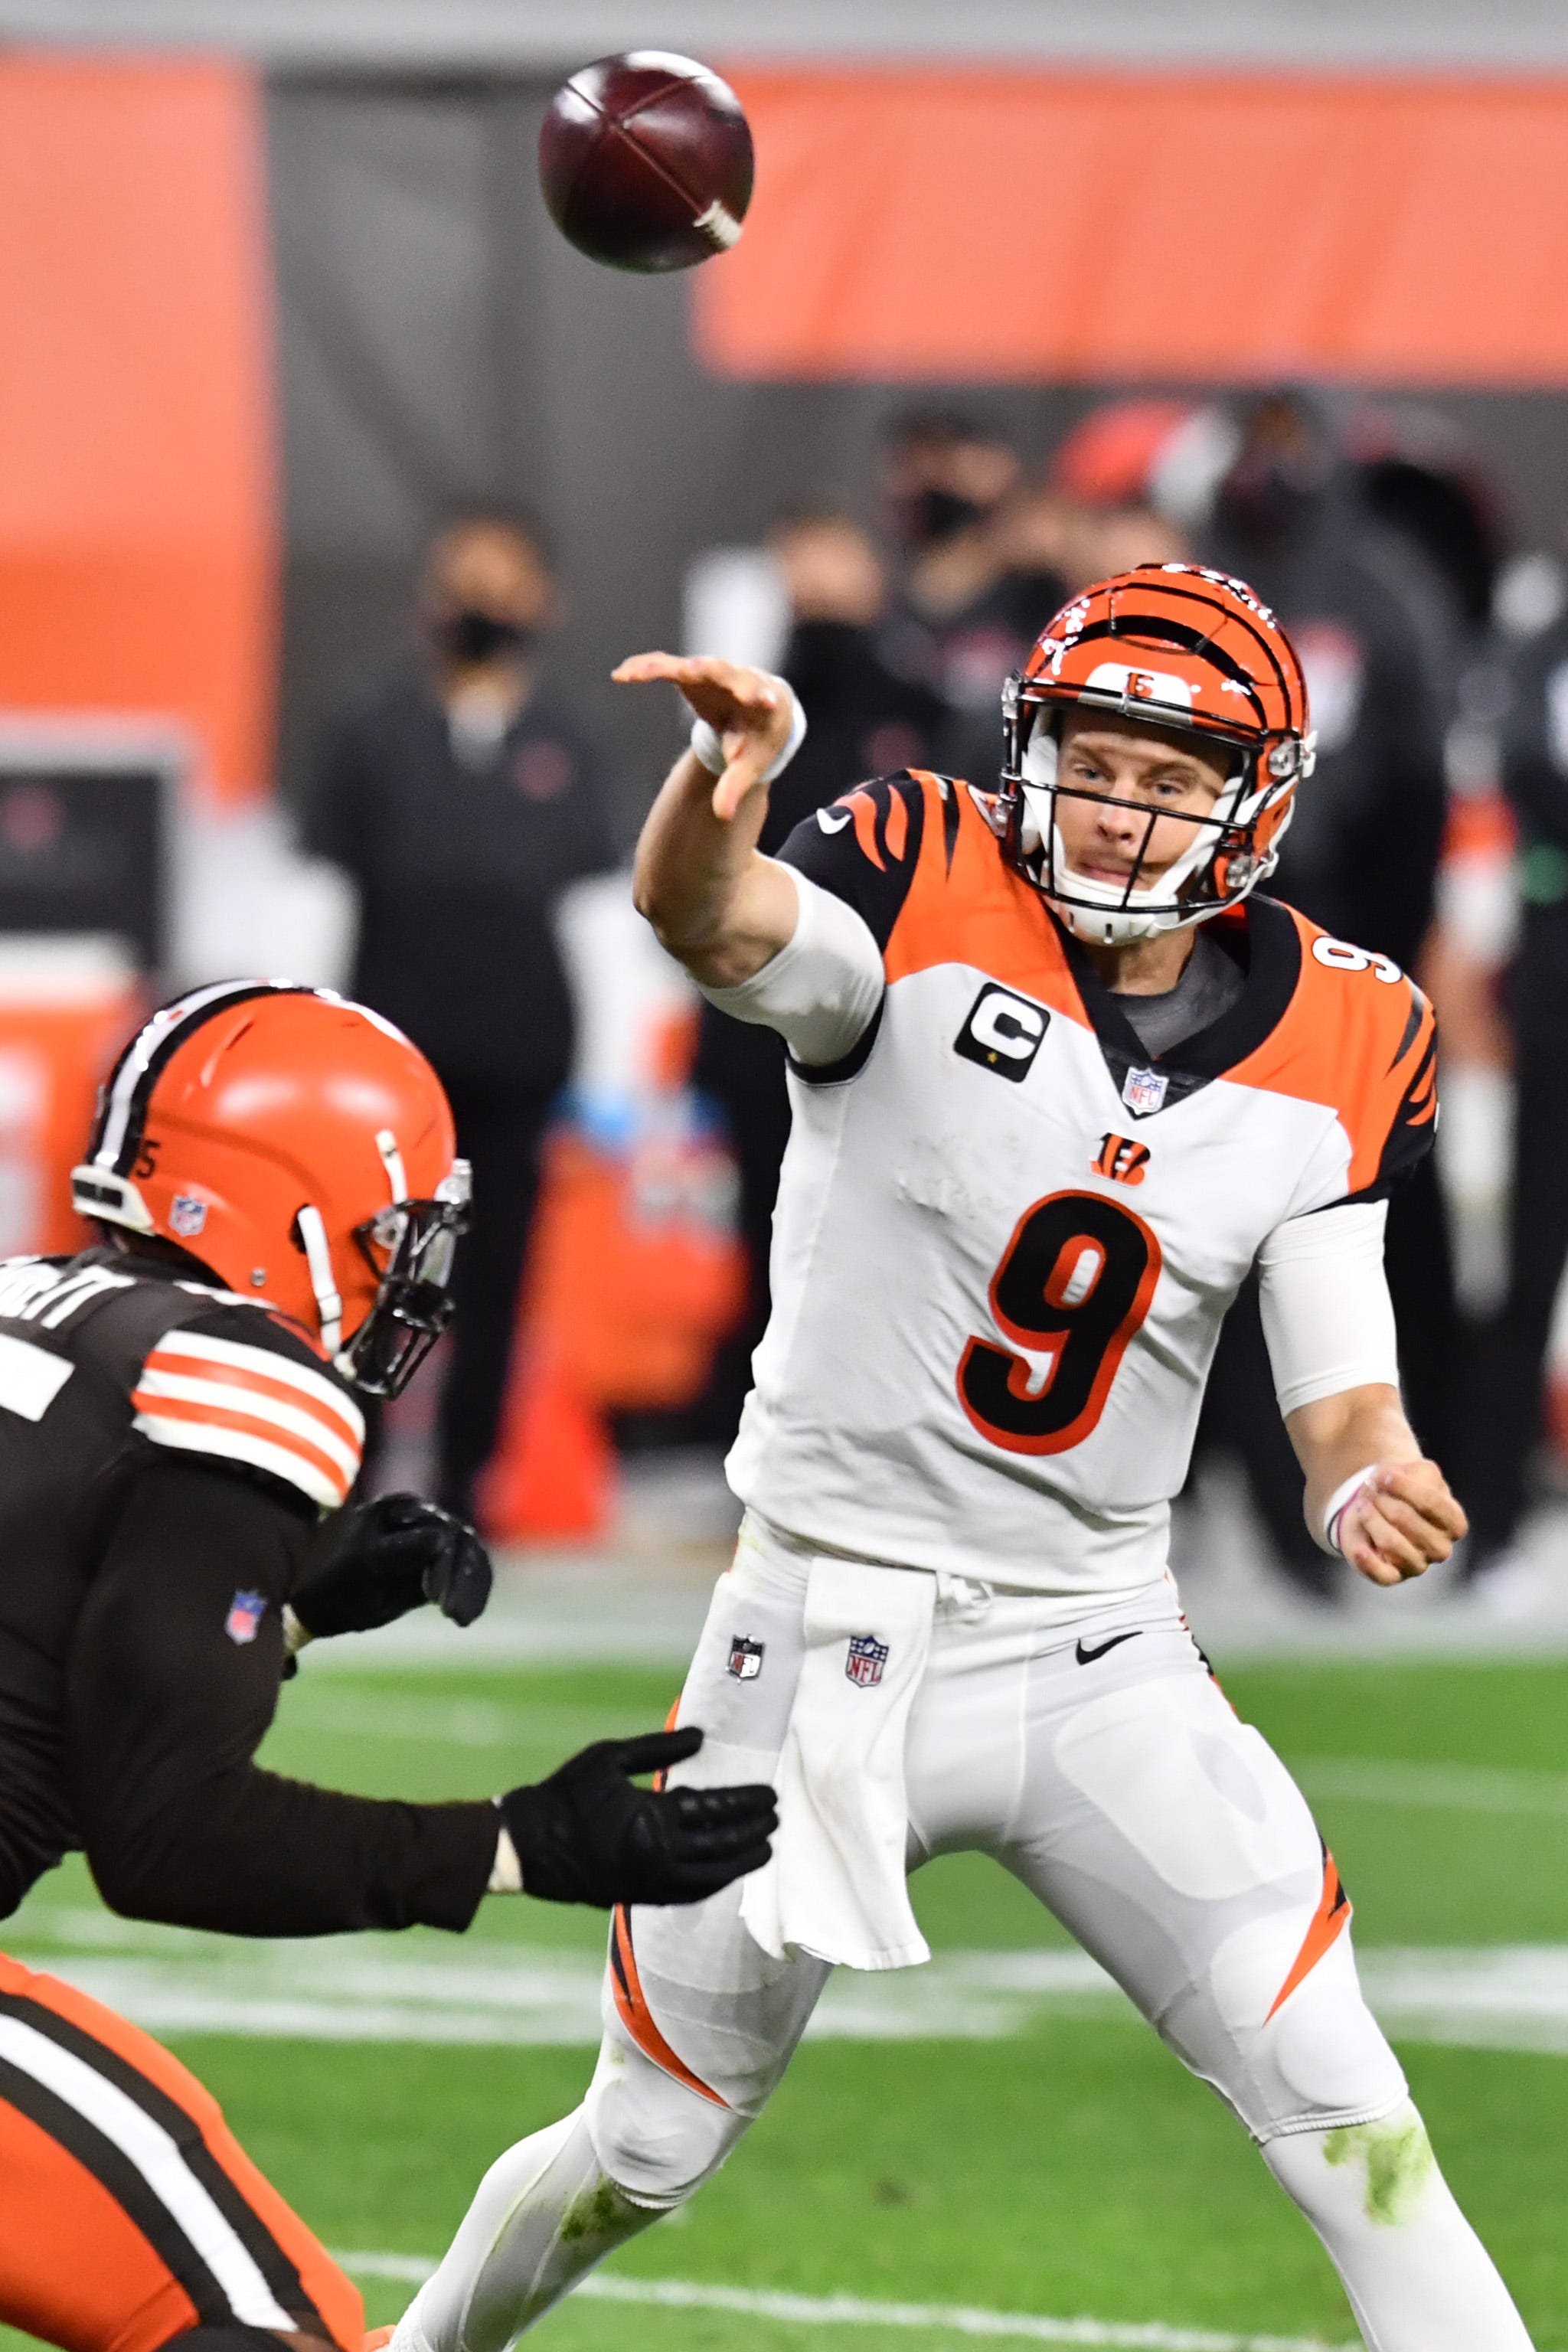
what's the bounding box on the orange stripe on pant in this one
[0,1950,362,2352]
[609,1908,727,2110]
[1266,1851,1352,2024]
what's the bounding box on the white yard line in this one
[335,2250,1350,2351]
[1289,1756,1568,1817]
[11,1922,1568,2053]
[270,1700,1568,1824]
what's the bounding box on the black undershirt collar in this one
[1057,897,1304,1118]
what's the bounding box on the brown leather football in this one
[538,51,754,273]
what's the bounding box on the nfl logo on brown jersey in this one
[845,1632,889,1687]
[727,1636,764,1680]
[224,1588,266,1645]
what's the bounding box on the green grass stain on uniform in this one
[560,2177,632,2243]
[1324,2113,1434,2225]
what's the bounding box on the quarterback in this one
[397,567,1529,2351]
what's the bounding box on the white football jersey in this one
[725,771,1436,1603]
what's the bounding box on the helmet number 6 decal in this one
[958,1189,1161,1455]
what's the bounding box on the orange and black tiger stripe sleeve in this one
[1344,978,1438,1205]
[777,771,931,952]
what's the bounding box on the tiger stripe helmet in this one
[999,563,1315,946]
[71,982,469,1397]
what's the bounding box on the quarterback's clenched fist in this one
[1336,1459,1467,1586]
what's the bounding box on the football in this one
[538,51,754,273]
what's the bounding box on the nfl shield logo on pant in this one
[845,1632,889,1688]
[727,1636,764,1681]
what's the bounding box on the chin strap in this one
[294,1203,342,1357]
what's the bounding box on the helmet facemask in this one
[1002,679,1300,947]
[337,1164,472,1400]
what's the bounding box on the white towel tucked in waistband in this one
[740,1556,935,1973]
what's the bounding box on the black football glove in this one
[498,1726,777,1909]
[289,1492,493,1640]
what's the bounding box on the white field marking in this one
[15,1917,1568,2054]
[268,1688,602,1751]
[1289,1754,1568,1818]
[334,2251,1350,2351]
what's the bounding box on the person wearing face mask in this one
[882,410,1067,714]
[301,510,617,1520]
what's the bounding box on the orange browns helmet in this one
[70,982,469,1397]
[998,563,1315,946]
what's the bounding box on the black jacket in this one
[303,662,617,1095]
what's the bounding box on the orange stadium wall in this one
[697,70,1568,387]
[0,57,275,802]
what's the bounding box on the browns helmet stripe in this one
[90,982,311,1179]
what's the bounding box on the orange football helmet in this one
[70,982,469,1396]
[999,563,1314,945]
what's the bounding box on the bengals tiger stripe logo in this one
[1092,1133,1151,1187]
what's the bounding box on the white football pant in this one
[397,1520,1533,2352]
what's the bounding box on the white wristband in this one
[690,676,807,784]
[1318,1465,1380,1558]
[281,1602,312,1658]
[488,1814,523,1895]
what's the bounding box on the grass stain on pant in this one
[1323,2111,1434,2225]
[561,2177,640,2245]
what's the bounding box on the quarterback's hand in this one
[613,652,793,822]
[1338,1460,1467,1587]
[498,1726,777,1909]
[289,1492,493,1639]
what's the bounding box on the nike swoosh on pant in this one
[1074,1629,1145,1666]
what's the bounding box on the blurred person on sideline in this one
[1192,388,1462,1597]
[881,410,1072,782]
[691,510,945,1442]
[1045,397,1203,590]
[302,509,616,1521]
[1463,607,1568,1583]
[882,408,1067,718]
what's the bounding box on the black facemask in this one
[343,1187,470,1400]
[903,487,988,550]
[436,608,536,665]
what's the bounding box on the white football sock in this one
[390,2108,661,2352]
[1265,2101,1534,2350]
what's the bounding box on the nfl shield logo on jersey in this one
[1122,1066,1169,1119]
[845,1632,889,1688]
[224,1588,266,1645]
[727,1636,765,1681]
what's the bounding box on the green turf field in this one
[5,1648,1568,2351]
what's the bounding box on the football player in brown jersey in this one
[0,982,775,2352]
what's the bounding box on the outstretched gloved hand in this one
[498,1726,776,1909]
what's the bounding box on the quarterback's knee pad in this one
[1161,1900,1406,2142]
[584,2033,750,2207]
